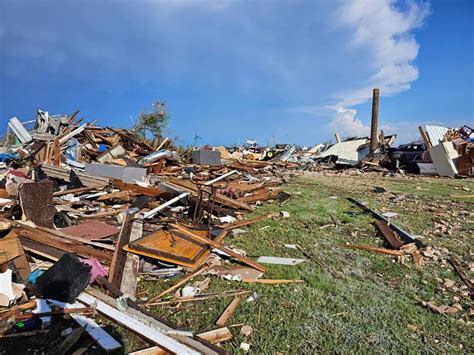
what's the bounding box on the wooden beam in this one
[35,225,115,251]
[129,346,169,355]
[146,290,250,307]
[14,225,112,264]
[86,287,219,354]
[215,297,242,327]
[53,186,100,197]
[76,293,200,355]
[220,216,265,230]
[374,220,403,249]
[52,138,61,166]
[120,218,143,298]
[112,180,165,197]
[418,126,432,148]
[241,279,304,284]
[145,264,210,305]
[170,224,266,272]
[237,188,282,203]
[80,208,128,219]
[340,244,404,256]
[166,177,253,212]
[197,327,233,344]
[108,212,135,289]
[0,300,36,320]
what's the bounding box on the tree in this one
[134,101,169,142]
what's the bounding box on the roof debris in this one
[0,101,471,352]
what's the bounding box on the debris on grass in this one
[0,106,472,352]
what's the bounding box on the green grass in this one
[133,173,473,353]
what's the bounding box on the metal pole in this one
[347,198,424,248]
[369,88,379,154]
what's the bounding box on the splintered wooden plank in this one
[374,220,404,249]
[340,244,404,256]
[20,238,62,261]
[418,126,432,147]
[224,181,268,193]
[15,226,112,264]
[241,279,304,284]
[411,250,424,267]
[256,256,305,266]
[197,327,233,344]
[220,216,266,230]
[145,264,210,304]
[166,177,253,211]
[129,346,169,355]
[238,188,282,203]
[112,180,165,197]
[53,186,100,197]
[120,219,143,298]
[0,300,36,321]
[76,293,200,354]
[108,212,135,289]
[52,138,61,166]
[97,190,137,201]
[215,297,242,327]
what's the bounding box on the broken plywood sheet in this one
[60,221,120,240]
[0,232,31,282]
[0,235,24,265]
[19,180,56,228]
[124,228,226,269]
[256,256,305,265]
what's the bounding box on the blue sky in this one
[0,0,472,146]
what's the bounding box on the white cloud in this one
[329,0,431,137]
[330,107,370,137]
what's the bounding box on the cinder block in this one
[192,150,221,166]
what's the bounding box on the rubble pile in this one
[0,106,471,353]
[0,109,299,353]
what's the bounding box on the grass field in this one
[129,172,473,353]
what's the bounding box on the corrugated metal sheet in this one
[316,138,369,166]
[425,124,449,146]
